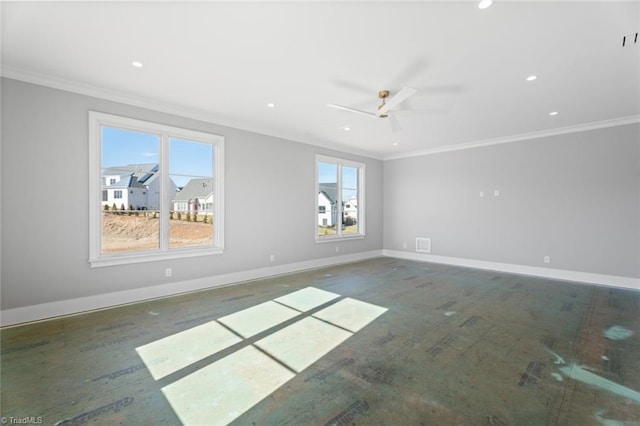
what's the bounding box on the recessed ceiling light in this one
[478,0,493,9]
[526,75,538,81]
[393,142,399,146]
[267,103,275,108]
[131,61,143,68]
[549,111,559,116]
[344,127,351,131]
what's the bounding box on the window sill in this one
[315,234,365,243]
[89,247,224,268]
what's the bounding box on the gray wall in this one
[2,77,637,314]
[383,123,640,278]
[0,78,383,310]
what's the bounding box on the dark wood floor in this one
[1,257,639,425]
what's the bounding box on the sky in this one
[318,162,358,201]
[102,126,213,188]
[103,126,358,198]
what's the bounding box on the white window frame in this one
[315,154,365,242]
[89,111,225,267]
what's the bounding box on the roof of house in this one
[103,163,159,185]
[173,178,213,202]
[319,183,337,204]
[104,175,146,189]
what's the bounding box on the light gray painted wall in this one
[383,123,640,278]
[0,78,383,310]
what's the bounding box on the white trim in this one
[88,111,225,267]
[0,250,383,328]
[2,66,216,124]
[383,115,640,160]
[315,235,366,243]
[383,249,640,290]
[315,154,366,241]
[3,68,636,162]
[3,249,638,327]
[0,68,383,161]
[89,247,225,268]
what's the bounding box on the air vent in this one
[622,32,638,47]
[416,237,431,253]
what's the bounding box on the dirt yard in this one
[102,213,213,252]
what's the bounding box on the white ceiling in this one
[2,1,639,159]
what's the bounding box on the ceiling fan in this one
[327,86,417,132]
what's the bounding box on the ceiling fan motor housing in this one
[378,90,390,117]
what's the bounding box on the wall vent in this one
[416,237,431,253]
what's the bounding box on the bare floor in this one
[1,258,639,425]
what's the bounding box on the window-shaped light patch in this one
[137,287,388,425]
[274,287,340,312]
[217,301,300,338]
[313,297,388,332]
[136,321,241,380]
[254,317,352,373]
[162,345,295,426]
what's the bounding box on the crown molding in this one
[1,65,221,124]
[384,115,640,161]
[2,65,635,163]
[0,66,384,161]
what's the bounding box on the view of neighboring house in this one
[102,163,176,211]
[318,183,357,227]
[344,195,358,220]
[318,190,336,227]
[172,178,214,216]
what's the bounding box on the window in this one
[316,155,365,240]
[89,112,224,267]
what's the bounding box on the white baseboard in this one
[3,249,638,327]
[383,250,640,290]
[0,250,383,328]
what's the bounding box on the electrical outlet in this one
[335,246,340,253]
[165,268,172,277]
[494,189,500,197]
[544,256,550,264]
[402,242,407,249]
[270,254,276,262]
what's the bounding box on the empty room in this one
[1,1,639,425]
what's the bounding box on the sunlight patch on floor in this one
[255,317,353,373]
[136,286,387,425]
[136,321,242,380]
[274,286,340,312]
[218,301,300,338]
[162,345,296,426]
[313,297,388,332]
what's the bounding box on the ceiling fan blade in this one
[377,86,417,116]
[327,103,377,118]
[388,114,402,133]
